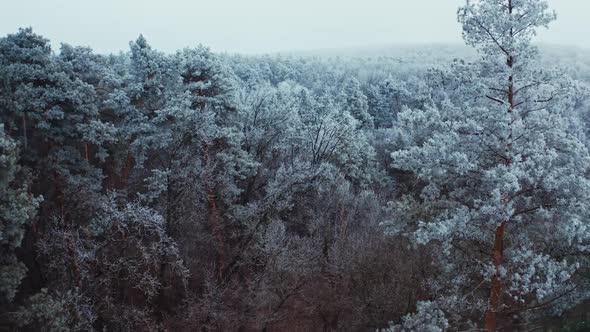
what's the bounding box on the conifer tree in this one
[340,76,374,129]
[390,0,590,330]
[0,125,40,303]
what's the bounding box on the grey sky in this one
[0,0,587,54]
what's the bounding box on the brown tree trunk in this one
[84,143,90,161]
[208,193,225,277]
[203,143,225,278]
[54,161,81,288]
[485,4,514,329]
[119,148,133,190]
[484,222,506,331]
[22,113,27,150]
[67,237,82,288]
[54,170,65,219]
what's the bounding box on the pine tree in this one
[368,76,411,128]
[389,0,590,330]
[339,76,374,129]
[0,124,40,303]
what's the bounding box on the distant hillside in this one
[275,43,590,80]
[282,43,475,60]
[283,43,589,61]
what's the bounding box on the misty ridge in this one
[2,1,590,331]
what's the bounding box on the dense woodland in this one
[2,0,590,331]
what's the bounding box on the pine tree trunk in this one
[484,221,506,331]
[22,113,27,150]
[84,143,89,161]
[485,4,515,328]
[119,147,133,190]
[54,170,65,219]
[67,237,82,288]
[203,143,225,278]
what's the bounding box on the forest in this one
[2,0,590,331]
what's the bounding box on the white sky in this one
[0,0,588,54]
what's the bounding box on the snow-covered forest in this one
[2,0,590,331]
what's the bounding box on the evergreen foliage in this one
[1,2,589,329]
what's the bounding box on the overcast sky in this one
[0,0,588,54]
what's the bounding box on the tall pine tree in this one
[389,0,590,330]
